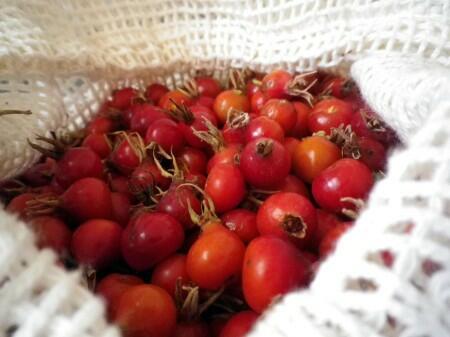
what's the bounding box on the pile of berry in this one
[1,69,398,337]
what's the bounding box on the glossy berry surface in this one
[121,212,184,271]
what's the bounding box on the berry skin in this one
[115,284,177,337]
[312,158,374,214]
[256,192,317,248]
[71,219,122,269]
[205,163,246,214]
[240,138,290,189]
[121,212,184,271]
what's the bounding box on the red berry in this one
[54,147,104,188]
[6,193,37,219]
[205,163,246,213]
[195,76,222,98]
[381,250,395,268]
[110,135,145,174]
[320,76,353,98]
[221,208,258,243]
[145,119,185,154]
[256,192,317,248]
[86,116,117,134]
[111,192,131,226]
[260,99,297,134]
[109,174,131,196]
[175,105,218,149]
[145,83,169,103]
[250,91,267,114]
[312,158,374,214]
[319,223,352,258]
[311,209,341,248]
[129,160,171,196]
[240,138,290,189]
[243,236,309,313]
[358,136,387,171]
[274,174,309,198]
[222,116,248,146]
[245,116,285,143]
[219,311,258,337]
[22,158,55,187]
[30,216,71,255]
[96,273,144,320]
[151,254,190,297]
[185,172,206,189]
[283,137,301,170]
[177,147,208,175]
[121,212,184,271]
[261,69,292,99]
[159,90,193,111]
[156,185,201,229]
[115,284,177,337]
[61,177,112,221]
[214,90,250,125]
[206,144,241,173]
[186,226,245,290]
[194,96,215,109]
[82,133,111,159]
[291,101,311,138]
[246,79,261,98]
[292,136,341,183]
[308,98,353,134]
[110,87,138,110]
[130,103,169,136]
[71,219,122,269]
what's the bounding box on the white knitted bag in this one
[0,1,449,336]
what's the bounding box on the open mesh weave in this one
[0,0,449,336]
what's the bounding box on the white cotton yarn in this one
[0,0,449,336]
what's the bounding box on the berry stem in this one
[0,109,32,116]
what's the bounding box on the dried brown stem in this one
[329,125,361,159]
[341,197,365,219]
[191,117,225,152]
[256,139,274,157]
[168,98,195,124]
[226,109,250,129]
[281,214,307,239]
[287,71,318,107]
[0,110,32,116]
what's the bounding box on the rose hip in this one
[243,236,309,313]
[30,215,71,255]
[54,147,104,188]
[121,212,184,271]
[71,219,122,269]
[219,311,258,337]
[205,163,246,213]
[96,273,144,320]
[151,254,190,297]
[221,208,258,243]
[312,158,374,214]
[145,83,169,103]
[115,284,177,337]
[61,177,113,221]
[256,192,317,248]
[240,138,290,189]
[145,118,185,154]
[130,103,169,136]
